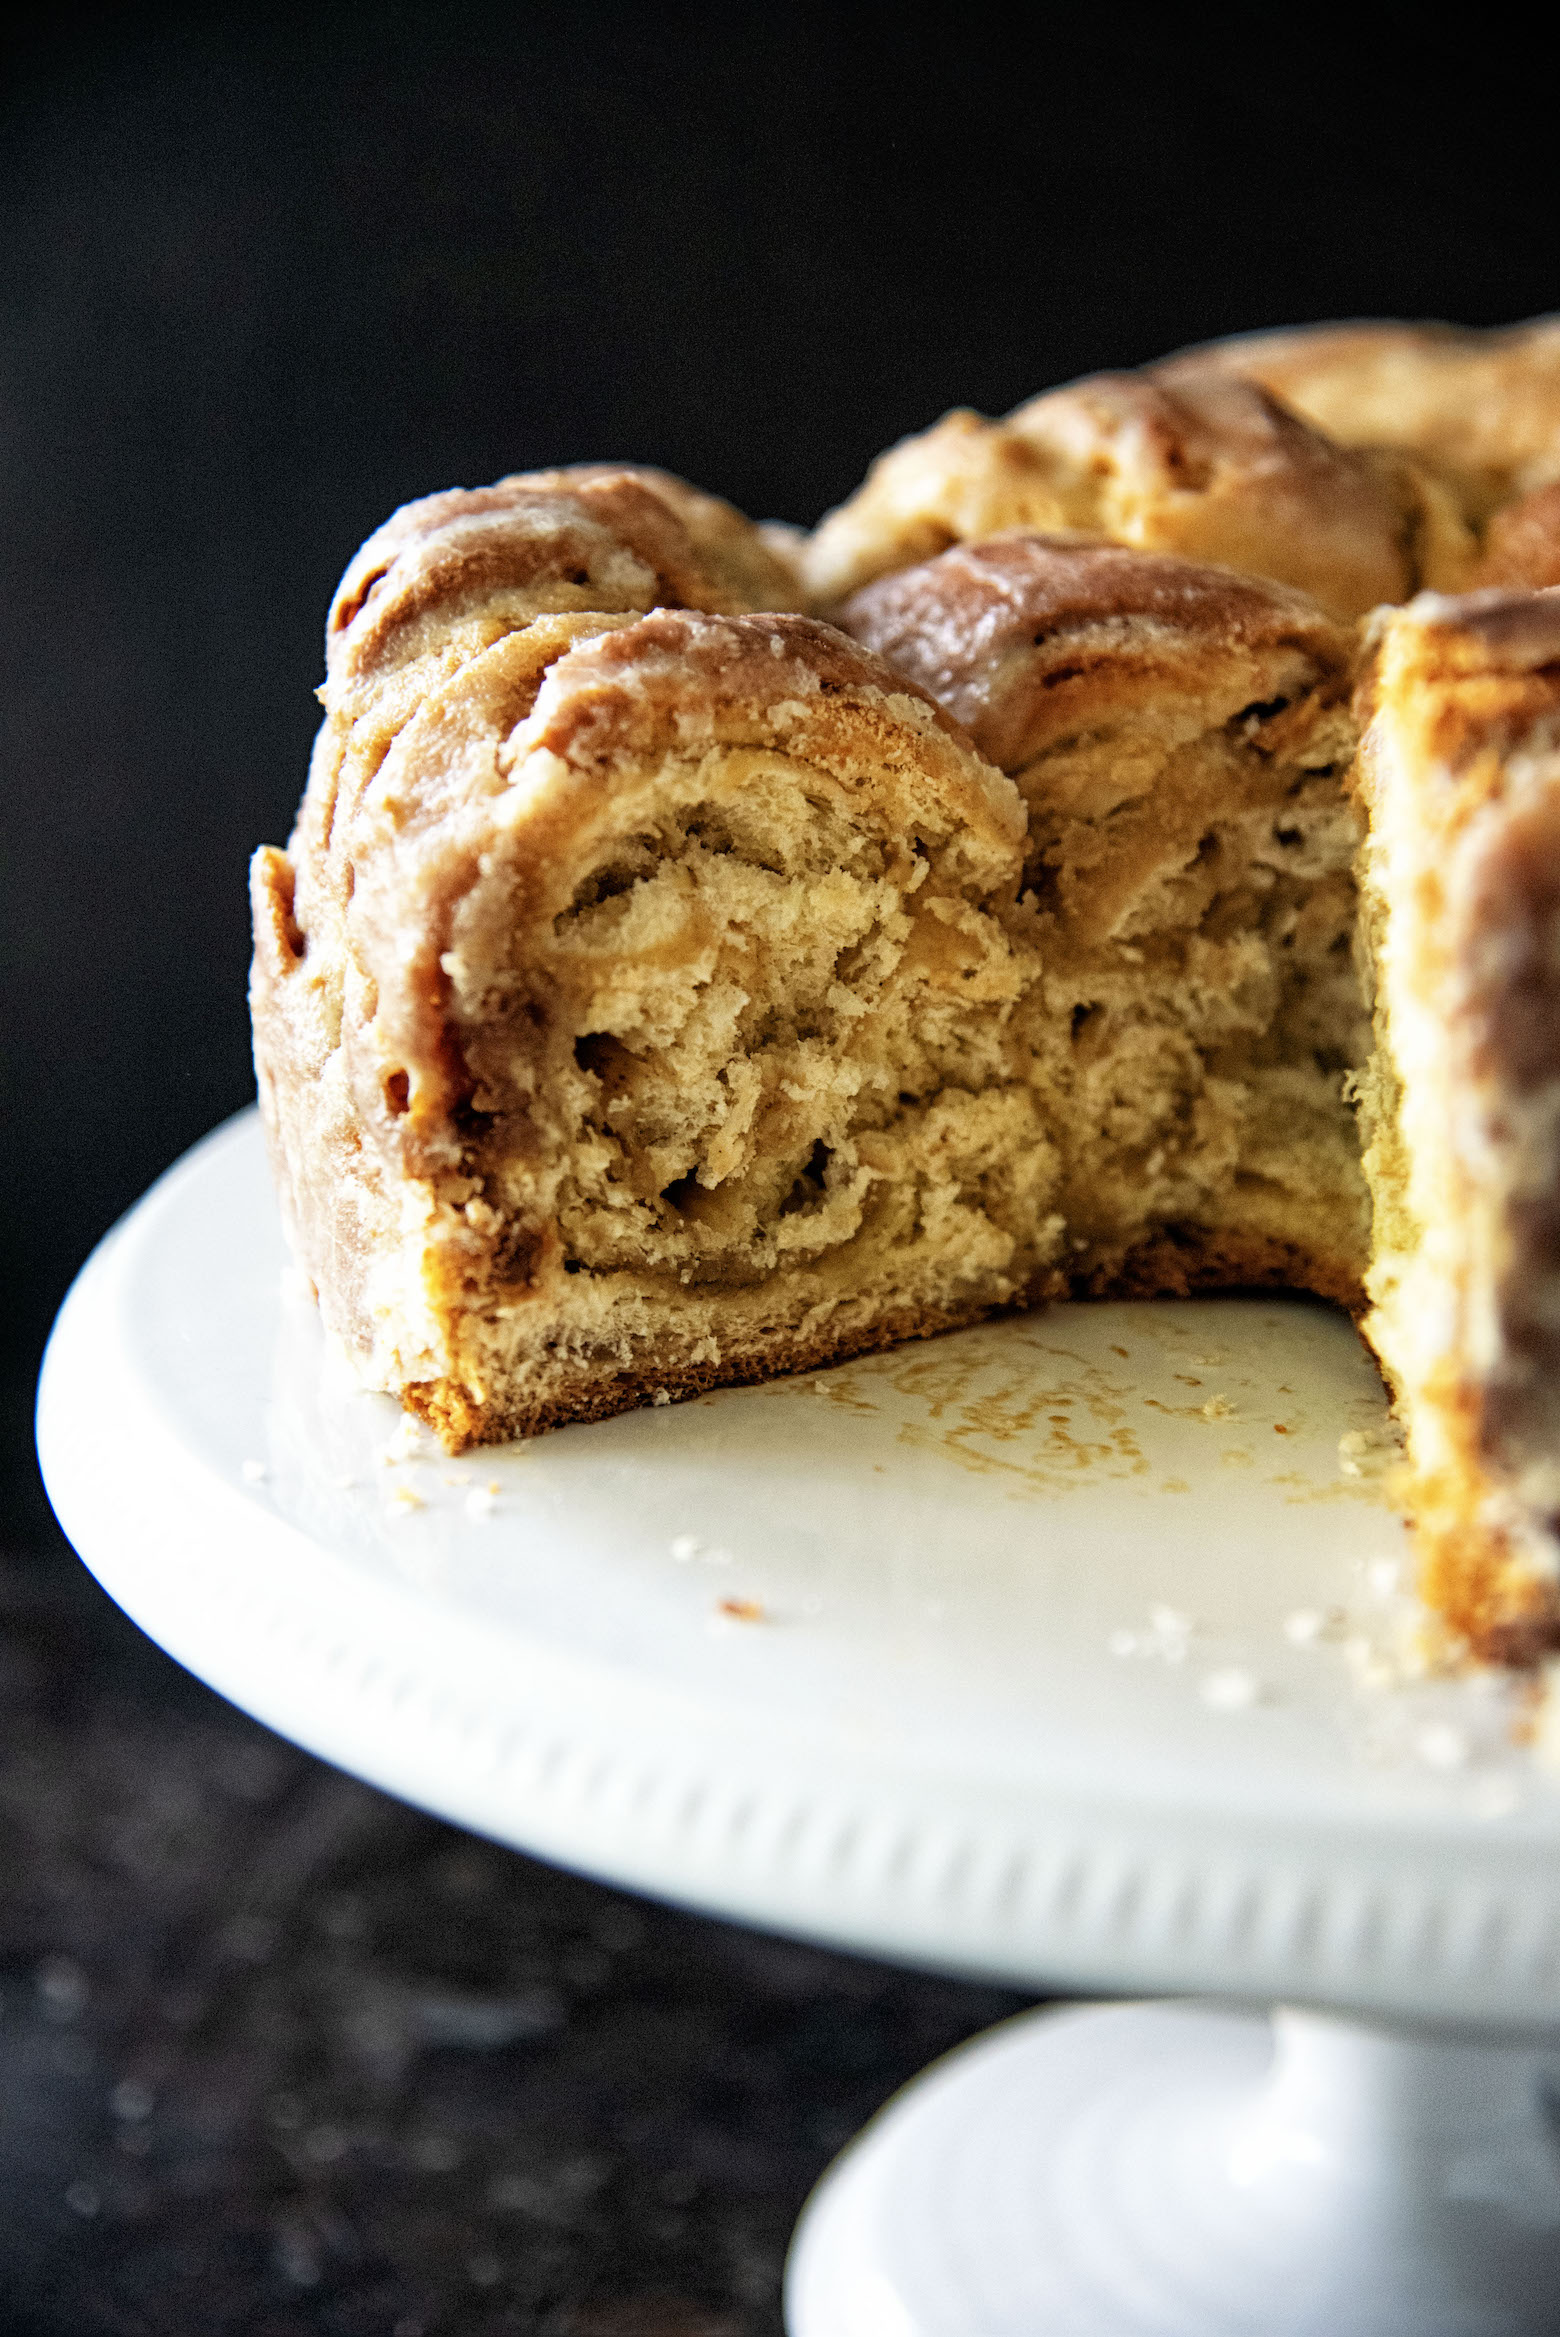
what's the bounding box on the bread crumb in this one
[716,1596,765,1622]
[670,1535,700,1562]
[240,1459,269,1485]
[1338,1424,1399,1477]
[464,1486,498,1521]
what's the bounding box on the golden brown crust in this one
[799,410,1077,605]
[1006,368,1415,622]
[400,1297,987,1448]
[1471,485,1560,591]
[1167,317,1560,496]
[1362,585,1560,704]
[1355,589,1560,1663]
[401,1224,1365,1451]
[327,466,798,689]
[802,366,1425,622]
[516,605,1024,850]
[522,463,808,614]
[837,533,1352,774]
[1419,1527,1560,1670]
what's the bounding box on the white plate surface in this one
[36,1111,1560,2025]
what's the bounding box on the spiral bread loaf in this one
[252,323,1560,1663]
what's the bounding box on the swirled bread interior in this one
[251,338,1560,1666]
[253,478,1367,1452]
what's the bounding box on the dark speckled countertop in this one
[0,1527,1034,2335]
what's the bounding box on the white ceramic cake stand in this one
[37,1112,1560,2336]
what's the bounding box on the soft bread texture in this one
[840,536,1370,1306]
[801,367,1468,619]
[256,469,1063,1442]
[253,360,1560,1670]
[1353,589,1560,1662]
[255,506,1371,1460]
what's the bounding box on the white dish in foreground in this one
[36,1109,1560,2026]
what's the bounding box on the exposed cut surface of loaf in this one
[253,475,1366,1453]
[838,536,1370,1305]
[256,468,1055,1443]
[251,343,1560,1667]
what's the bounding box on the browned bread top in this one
[1005,366,1417,621]
[327,466,802,690]
[837,532,1353,773]
[524,465,809,617]
[1364,584,1560,698]
[1470,485,1560,592]
[511,605,1022,843]
[1167,317,1560,500]
[801,365,1430,621]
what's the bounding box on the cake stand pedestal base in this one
[785,2000,1560,2336]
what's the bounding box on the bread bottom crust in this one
[400,1224,1367,1452]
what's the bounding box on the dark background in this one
[0,9,1556,2329]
